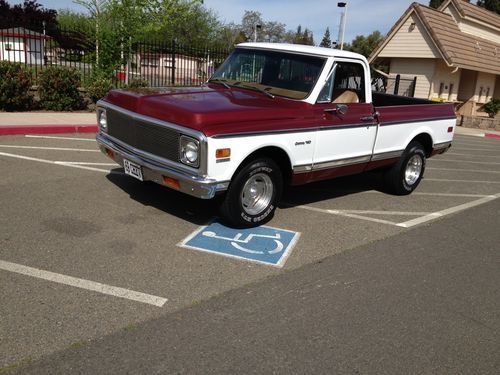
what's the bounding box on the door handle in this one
[360,111,380,122]
[360,115,375,121]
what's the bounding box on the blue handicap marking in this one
[179,222,300,267]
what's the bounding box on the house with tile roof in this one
[369,0,500,116]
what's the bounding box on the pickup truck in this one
[96,43,456,227]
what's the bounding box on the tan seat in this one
[331,89,359,103]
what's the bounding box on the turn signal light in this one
[162,176,180,190]
[216,148,231,158]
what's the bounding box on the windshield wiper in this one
[207,78,230,89]
[233,82,275,99]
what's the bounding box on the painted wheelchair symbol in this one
[202,230,284,255]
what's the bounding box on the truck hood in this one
[103,85,313,137]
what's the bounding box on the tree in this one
[292,25,314,45]
[477,0,500,14]
[320,27,332,48]
[344,30,384,58]
[0,0,57,31]
[428,0,444,9]
[241,10,264,41]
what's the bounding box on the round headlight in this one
[99,111,107,130]
[184,141,198,163]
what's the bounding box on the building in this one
[139,53,208,86]
[369,0,500,116]
[0,27,50,65]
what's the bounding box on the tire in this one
[384,141,426,195]
[220,158,283,228]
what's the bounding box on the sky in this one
[7,0,479,44]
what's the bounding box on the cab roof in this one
[237,42,367,62]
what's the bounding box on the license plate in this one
[123,159,143,181]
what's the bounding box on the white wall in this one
[475,71,496,104]
[378,13,440,59]
[0,37,25,63]
[430,60,461,101]
[389,58,436,99]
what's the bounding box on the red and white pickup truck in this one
[96,43,455,227]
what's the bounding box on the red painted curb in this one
[0,124,98,136]
[485,133,500,139]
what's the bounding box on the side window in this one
[318,62,366,103]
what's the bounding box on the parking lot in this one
[1,132,499,367]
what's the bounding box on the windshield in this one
[210,48,326,100]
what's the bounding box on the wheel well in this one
[411,133,433,157]
[237,146,292,185]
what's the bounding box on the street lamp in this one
[337,2,348,50]
[254,24,262,42]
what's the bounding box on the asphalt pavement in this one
[10,198,500,375]
[0,114,499,374]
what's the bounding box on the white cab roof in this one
[237,42,367,62]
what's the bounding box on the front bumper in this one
[96,133,229,199]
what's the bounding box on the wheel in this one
[384,141,426,195]
[220,158,283,228]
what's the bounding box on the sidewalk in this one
[0,111,499,138]
[0,112,97,135]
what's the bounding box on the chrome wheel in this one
[405,154,423,186]
[241,173,274,215]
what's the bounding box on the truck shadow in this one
[282,171,387,208]
[106,170,221,226]
[106,168,388,223]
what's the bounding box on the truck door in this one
[311,61,378,182]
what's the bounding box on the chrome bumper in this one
[96,133,229,199]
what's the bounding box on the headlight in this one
[98,109,107,132]
[180,136,199,167]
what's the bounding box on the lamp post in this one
[254,24,262,42]
[337,2,348,50]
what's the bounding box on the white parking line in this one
[0,151,110,173]
[0,145,99,152]
[397,193,500,228]
[454,147,500,152]
[0,259,167,307]
[25,135,95,142]
[413,192,490,198]
[446,153,500,159]
[334,209,431,216]
[429,159,500,165]
[55,161,118,166]
[428,167,500,174]
[292,205,400,226]
[425,178,500,184]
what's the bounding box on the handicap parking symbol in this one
[179,222,300,267]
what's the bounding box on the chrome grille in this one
[106,108,179,162]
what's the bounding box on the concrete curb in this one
[0,125,98,136]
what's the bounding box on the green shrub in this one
[126,78,149,89]
[38,67,83,111]
[0,61,33,111]
[86,76,114,103]
[483,98,500,118]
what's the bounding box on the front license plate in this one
[123,159,143,181]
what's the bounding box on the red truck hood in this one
[103,85,313,137]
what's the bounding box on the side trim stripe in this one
[380,117,457,126]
